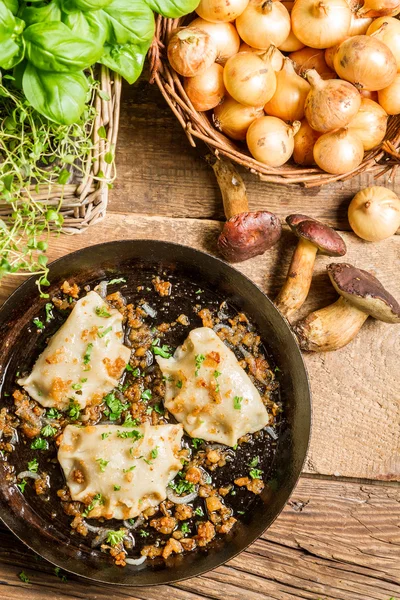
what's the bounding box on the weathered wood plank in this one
[111,79,399,230]
[0,478,398,600]
[0,213,399,481]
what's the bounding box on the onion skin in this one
[348,186,400,241]
[293,119,321,165]
[304,69,361,132]
[223,51,277,106]
[333,35,397,90]
[246,116,301,166]
[240,43,285,70]
[324,39,347,70]
[357,0,400,17]
[214,96,264,140]
[236,0,291,50]
[196,0,249,22]
[184,63,225,111]
[378,72,400,113]
[190,18,240,64]
[264,57,310,121]
[168,28,218,77]
[347,98,387,150]
[348,14,374,35]
[313,128,364,174]
[289,46,336,79]
[360,89,379,101]
[367,17,400,70]
[291,0,352,49]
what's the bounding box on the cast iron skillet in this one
[0,240,311,586]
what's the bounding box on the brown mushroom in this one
[294,263,400,352]
[210,156,282,263]
[275,214,346,319]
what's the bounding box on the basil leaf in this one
[0,2,25,70]
[19,1,62,26]
[22,63,88,125]
[24,21,103,72]
[101,0,155,46]
[145,0,199,18]
[62,0,112,11]
[4,0,18,15]
[99,40,150,85]
[62,9,107,45]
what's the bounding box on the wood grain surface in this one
[0,478,398,600]
[1,213,399,481]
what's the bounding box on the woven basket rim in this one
[150,14,400,187]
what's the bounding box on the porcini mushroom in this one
[294,262,400,352]
[210,156,282,263]
[275,214,346,319]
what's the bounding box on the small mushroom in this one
[209,156,282,263]
[294,262,400,352]
[275,214,346,319]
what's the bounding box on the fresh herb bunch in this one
[0,0,199,125]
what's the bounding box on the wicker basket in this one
[150,15,400,188]
[0,65,121,233]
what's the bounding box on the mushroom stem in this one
[294,296,369,352]
[275,238,318,319]
[210,157,249,219]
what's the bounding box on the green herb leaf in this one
[153,344,171,358]
[68,400,81,420]
[71,383,82,390]
[101,432,111,440]
[41,424,57,437]
[27,458,39,472]
[104,391,128,421]
[83,343,93,365]
[249,468,263,480]
[114,484,121,491]
[46,407,61,419]
[195,353,205,376]
[169,471,195,495]
[150,446,158,459]
[194,506,204,517]
[140,529,149,537]
[117,429,143,441]
[191,438,203,449]
[82,492,104,517]
[33,317,44,330]
[98,326,112,338]
[96,458,109,472]
[249,456,260,468]
[176,380,183,389]
[97,125,107,139]
[109,277,125,284]
[95,306,111,318]
[44,303,54,322]
[18,571,30,583]
[181,522,190,534]
[233,396,242,410]
[17,479,27,493]
[141,389,152,401]
[125,364,133,372]
[31,437,48,450]
[123,465,136,473]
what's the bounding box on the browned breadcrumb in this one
[52,297,72,310]
[13,389,44,438]
[196,521,215,547]
[61,281,80,298]
[110,547,127,566]
[0,408,17,438]
[185,466,202,484]
[103,356,126,379]
[234,477,251,487]
[162,537,183,559]
[219,486,232,497]
[198,484,215,498]
[174,504,193,521]
[206,449,221,464]
[217,517,237,534]
[72,469,85,484]
[34,474,49,496]
[70,515,88,536]
[106,291,126,310]
[206,496,223,512]
[152,276,171,297]
[180,538,197,552]
[157,322,171,332]
[234,476,264,494]
[150,516,177,535]
[198,308,214,328]
[57,487,71,502]
[176,314,189,326]
[141,545,163,558]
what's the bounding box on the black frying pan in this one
[0,240,311,586]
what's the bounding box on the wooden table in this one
[0,77,399,600]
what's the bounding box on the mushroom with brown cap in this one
[275,214,347,319]
[294,262,400,352]
[209,156,282,263]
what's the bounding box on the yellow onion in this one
[324,39,347,69]
[348,98,387,149]
[313,128,364,174]
[184,64,225,111]
[348,186,400,241]
[247,116,301,166]
[279,28,305,52]
[334,35,397,90]
[357,0,400,16]
[213,96,264,139]
[367,18,400,70]
[239,43,285,70]
[223,50,277,106]
[360,89,379,100]
[264,57,310,120]
[289,46,336,79]
[348,14,373,35]
[236,0,291,49]
[293,119,321,164]
[196,0,249,21]
[304,69,361,132]
[378,73,400,113]
[190,18,240,64]
[291,0,351,49]
[168,28,218,77]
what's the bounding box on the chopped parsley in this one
[274,366,281,373]
[195,289,203,294]
[176,380,183,389]
[54,567,67,582]
[45,302,54,322]
[181,522,190,534]
[122,414,139,426]
[154,403,164,415]
[82,493,104,517]
[195,353,205,376]
[108,277,126,285]
[101,432,111,440]
[191,438,203,449]
[41,425,57,438]
[95,306,111,318]
[194,506,204,517]
[150,447,159,459]
[145,406,153,414]
[237,510,245,515]
[140,456,152,465]
[33,317,44,330]
[114,485,121,491]
[104,391,128,421]
[30,437,48,450]
[153,344,172,358]
[249,468,263,479]
[17,479,27,493]
[123,466,136,473]
[141,389,152,401]
[249,456,260,467]
[125,364,134,372]
[140,529,149,538]
[67,400,81,420]
[233,444,238,450]
[117,429,143,441]
[106,529,125,546]
[169,471,195,495]
[214,370,222,392]
[18,571,30,583]
[98,326,113,338]
[71,383,82,390]
[83,343,93,365]
[46,407,62,419]
[27,458,39,472]
[96,458,109,472]
[132,367,141,377]
[233,396,242,410]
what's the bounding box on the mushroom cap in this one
[328,263,400,323]
[218,211,282,263]
[286,214,346,256]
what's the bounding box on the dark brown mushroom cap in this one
[217,211,282,263]
[328,263,400,323]
[286,214,346,256]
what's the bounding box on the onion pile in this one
[167,0,400,174]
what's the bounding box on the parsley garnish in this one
[27,458,39,472]
[195,289,203,294]
[181,522,190,534]
[233,396,242,410]
[140,529,149,537]
[145,406,153,414]
[117,429,143,441]
[46,407,62,419]
[274,366,281,373]
[150,447,159,459]
[98,326,112,338]
[194,506,204,517]
[96,458,109,472]
[169,471,195,495]
[106,529,125,546]
[123,466,136,473]
[132,367,141,377]
[249,469,263,479]
[18,571,30,583]
[122,414,139,427]
[104,392,128,421]
[153,344,172,358]
[71,383,82,390]
[33,317,44,330]
[195,354,205,376]
[141,389,152,401]
[249,456,260,467]
[45,303,54,322]
[101,432,111,440]
[82,493,104,517]
[30,437,48,450]
[17,479,27,493]
[41,425,57,438]
[237,510,245,515]
[154,403,164,414]
[95,306,111,318]
[83,343,93,365]
[176,380,183,389]
[125,364,134,372]
[191,438,203,449]
[214,370,222,392]
[108,277,126,285]
[140,456,152,465]
[114,485,121,491]
[67,400,81,420]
